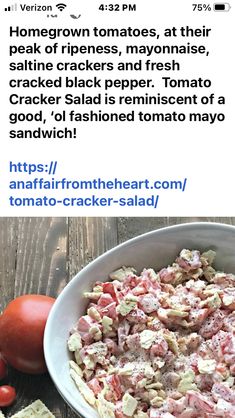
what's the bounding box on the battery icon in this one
[213,3,231,10]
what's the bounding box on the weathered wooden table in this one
[0,217,234,417]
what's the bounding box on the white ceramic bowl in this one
[44,222,235,417]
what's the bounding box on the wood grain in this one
[68,217,118,279]
[0,217,68,418]
[117,217,235,243]
[1,216,235,417]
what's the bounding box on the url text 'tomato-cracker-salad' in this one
[67,249,235,418]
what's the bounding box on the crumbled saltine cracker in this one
[10,400,55,418]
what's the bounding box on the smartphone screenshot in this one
[0,1,234,417]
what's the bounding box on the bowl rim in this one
[44,221,235,417]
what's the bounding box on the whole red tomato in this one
[0,385,16,407]
[0,295,55,374]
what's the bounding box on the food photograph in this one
[1,217,235,418]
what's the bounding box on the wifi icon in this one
[56,3,67,11]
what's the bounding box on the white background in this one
[0,0,234,215]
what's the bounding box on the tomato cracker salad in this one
[67,249,235,418]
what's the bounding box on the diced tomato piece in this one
[77,315,102,343]
[102,283,118,301]
[141,269,161,286]
[106,375,122,400]
[81,333,94,344]
[150,338,168,357]
[126,334,141,351]
[211,330,228,360]
[165,397,186,414]
[189,308,209,327]
[185,391,214,413]
[220,332,235,359]
[140,276,161,292]
[189,353,199,374]
[126,308,147,323]
[159,267,176,284]
[100,302,117,320]
[77,315,94,332]
[123,275,139,289]
[196,374,214,392]
[103,338,119,354]
[220,334,232,354]
[98,293,114,307]
[212,382,235,405]
[87,378,102,395]
[199,310,225,339]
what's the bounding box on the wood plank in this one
[14,217,68,298]
[117,217,235,243]
[0,218,18,310]
[0,217,68,418]
[68,217,118,279]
